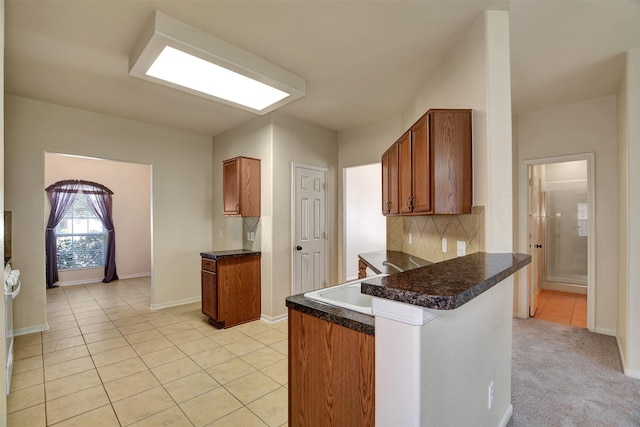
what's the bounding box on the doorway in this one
[343,163,386,281]
[44,153,152,289]
[521,154,595,330]
[291,163,328,294]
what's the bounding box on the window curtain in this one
[45,180,118,288]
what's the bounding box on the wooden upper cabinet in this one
[410,114,431,214]
[381,141,399,215]
[397,131,412,214]
[380,109,472,216]
[223,156,261,217]
[429,109,472,214]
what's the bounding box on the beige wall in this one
[212,113,338,319]
[617,58,628,369]
[515,95,618,334]
[44,153,151,284]
[5,96,213,331]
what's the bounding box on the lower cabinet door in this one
[201,270,218,322]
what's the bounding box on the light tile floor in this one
[8,277,288,426]
[533,287,587,328]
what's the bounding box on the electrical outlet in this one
[219,230,223,238]
[408,233,413,245]
[442,238,447,253]
[488,381,494,410]
[457,241,466,257]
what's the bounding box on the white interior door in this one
[293,165,327,294]
[528,165,544,317]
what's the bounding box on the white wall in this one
[44,153,151,284]
[5,96,213,331]
[344,163,386,280]
[1,0,7,419]
[619,47,640,378]
[516,95,618,334]
[212,113,338,320]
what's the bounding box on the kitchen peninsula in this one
[286,252,530,427]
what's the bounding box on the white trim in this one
[14,324,49,336]
[56,272,152,287]
[500,405,514,427]
[624,368,640,380]
[614,336,640,379]
[542,282,587,294]
[291,163,329,295]
[593,326,616,337]
[150,296,200,310]
[519,153,596,331]
[260,313,288,323]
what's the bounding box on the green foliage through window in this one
[56,194,106,270]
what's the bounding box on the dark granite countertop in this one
[286,294,375,336]
[358,250,431,274]
[286,251,530,333]
[361,252,530,310]
[200,249,261,259]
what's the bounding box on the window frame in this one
[55,194,107,271]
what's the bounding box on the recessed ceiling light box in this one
[129,11,306,114]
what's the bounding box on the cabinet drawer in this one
[201,258,217,272]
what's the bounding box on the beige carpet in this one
[509,318,640,426]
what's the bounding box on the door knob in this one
[296,246,302,251]
[535,244,543,249]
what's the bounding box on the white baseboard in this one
[14,323,49,336]
[594,326,616,336]
[150,296,200,310]
[500,404,514,427]
[542,282,587,294]
[59,278,103,287]
[260,313,288,323]
[512,311,527,319]
[624,367,640,379]
[58,272,151,287]
[120,273,152,280]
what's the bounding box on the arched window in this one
[45,180,118,288]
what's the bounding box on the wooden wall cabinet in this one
[381,140,400,215]
[223,156,261,217]
[288,310,375,426]
[381,109,472,216]
[201,254,261,328]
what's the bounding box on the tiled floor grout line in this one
[10,277,289,426]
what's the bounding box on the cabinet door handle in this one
[235,203,239,212]
[407,196,414,210]
[385,201,390,213]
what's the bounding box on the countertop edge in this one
[285,295,375,336]
[361,252,530,310]
[200,250,261,259]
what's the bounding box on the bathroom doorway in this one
[522,154,595,330]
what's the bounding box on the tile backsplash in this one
[387,206,484,263]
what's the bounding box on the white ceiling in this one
[5,0,640,137]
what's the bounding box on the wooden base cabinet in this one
[201,254,261,328]
[288,309,375,426]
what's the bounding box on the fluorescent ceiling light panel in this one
[129,11,305,115]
